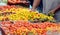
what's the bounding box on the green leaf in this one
[22,32,26,35]
[28,32,34,35]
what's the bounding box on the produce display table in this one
[0,21,60,35]
[0,5,59,35]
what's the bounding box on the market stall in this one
[0,0,60,35]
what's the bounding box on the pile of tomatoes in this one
[0,5,16,11]
[8,0,29,4]
[0,21,60,35]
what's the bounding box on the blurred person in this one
[50,5,60,22]
[45,0,60,14]
[29,0,60,22]
[45,0,60,22]
[29,0,60,13]
[29,0,43,13]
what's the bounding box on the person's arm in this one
[31,0,41,11]
[49,5,60,14]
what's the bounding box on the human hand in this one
[56,5,60,9]
[49,5,60,14]
[29,8,36,12]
